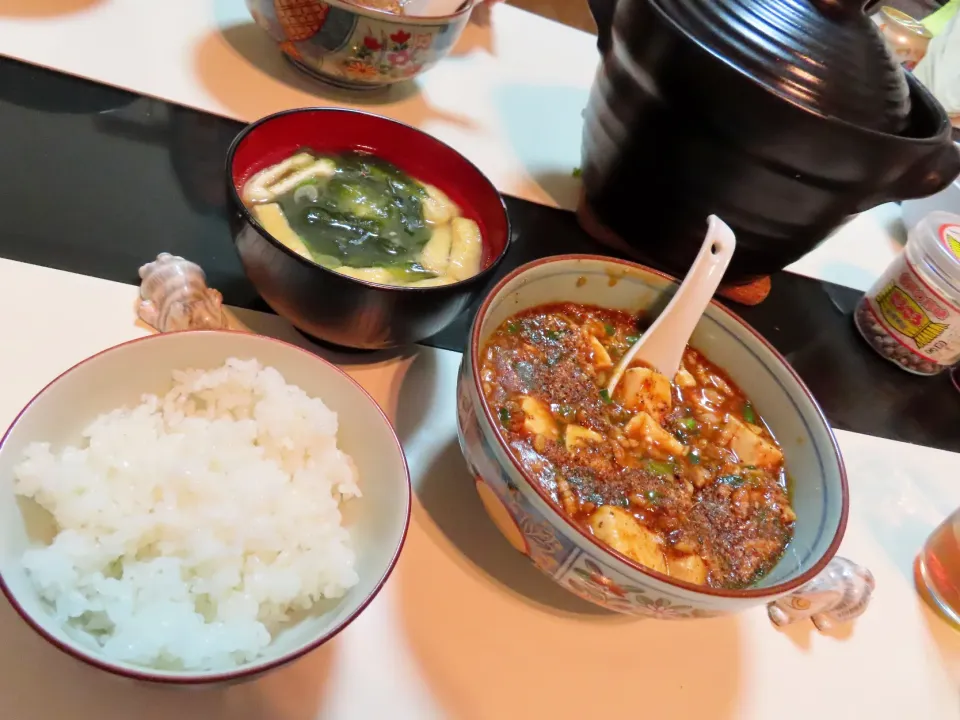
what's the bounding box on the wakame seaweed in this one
[278,151,432,269]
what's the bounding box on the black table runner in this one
[0,58,955,452]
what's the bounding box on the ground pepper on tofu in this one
[480,302,796,589]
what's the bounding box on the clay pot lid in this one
[651,0,911,134]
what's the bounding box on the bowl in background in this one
[0,330,411,683]
[245,0,474,90]
[226,108,510,350]
[456,255,848,617]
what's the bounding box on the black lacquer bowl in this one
[226,108,511,350]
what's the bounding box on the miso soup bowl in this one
[0,330,411,683]
[456,255,848,618]
[226,108,511,350]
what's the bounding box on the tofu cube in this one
[519,396,558,439]
[564,424,604,451]
[674,365,696,388]
[589,506,667,573]
[618,367,672,421]
[625,412,686,458]
[727,418,783,469]
[667,554,708,585]
[588,335,613,370]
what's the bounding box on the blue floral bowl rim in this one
[467,253,850,600]
[306,0,475,25]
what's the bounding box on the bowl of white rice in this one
[0,330,410,683]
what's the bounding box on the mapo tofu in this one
[480,303,795,589]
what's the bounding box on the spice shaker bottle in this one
[854,211,960,375]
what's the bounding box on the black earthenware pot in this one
[580,0,960,282]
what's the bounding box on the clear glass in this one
[917,508,960,627]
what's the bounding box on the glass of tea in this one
[917,509,960,627]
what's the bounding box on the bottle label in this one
[866,253,960,367]
[940,223,960,262]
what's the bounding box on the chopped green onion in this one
[498,407,511,426]
[625,334,641,345]
[646,460,676,476]
[743,402,756,424]
[603,323,615,337]
[646,490,662,504]
[680,417,697,430]
[506,321,520,334]
[546,330,562,341]
[718,474,745,487]
[599,388,612,404]
[687,449,701,465]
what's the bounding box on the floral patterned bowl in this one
[456,255,849,618]
[246,0,474,90]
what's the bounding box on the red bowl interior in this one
[229,109,510,270]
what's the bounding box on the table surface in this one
[0,2,958,718]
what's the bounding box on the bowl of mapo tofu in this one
[455,255,848,617]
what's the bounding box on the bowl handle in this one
[858,141,960,211]
[589,0,616,54]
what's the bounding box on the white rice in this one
[13,358,361,671]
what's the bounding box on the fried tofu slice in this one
[588,335,613,370]
[422,183,457,225]
[625,411,686,458]
[618,367,672,421]
[252,204,312,260]
[564,424,604,451]
[519,396,558,439]
[447,218,483,282]
[667,554,708,585]
[726,417,783,470]
[334,266,393,284]
[419,225,452,274]
[589,506,667,573]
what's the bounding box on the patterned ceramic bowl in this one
[246,0,474,90]
[456,255,848,618]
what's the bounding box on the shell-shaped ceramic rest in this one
[767,557,875,632]
[137,253,247,333]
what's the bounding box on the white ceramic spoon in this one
[606,215,737,395]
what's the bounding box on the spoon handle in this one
[607,216,737,392]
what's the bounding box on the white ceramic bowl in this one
[0,330,410,683]
[456,255,848,617]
